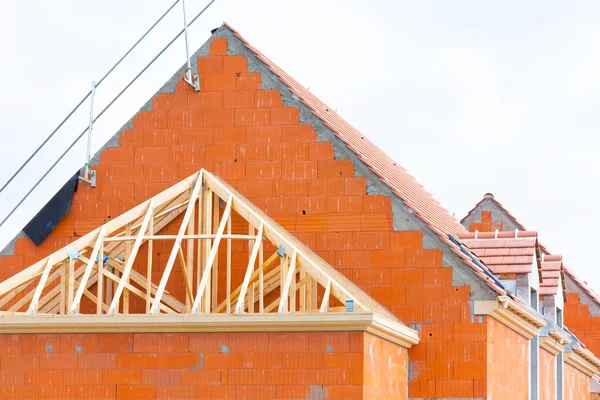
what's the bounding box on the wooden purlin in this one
[0,169,402,326]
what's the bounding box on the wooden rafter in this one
[0,169,401,325]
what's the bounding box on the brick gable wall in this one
[0,36,534,398]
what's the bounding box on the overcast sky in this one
[0,1,598,291]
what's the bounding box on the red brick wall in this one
[565,293,600,356]
[486,318,529,400]
[564,363,590,400]
[0,36,515,397]
[0,331,406,400]
[539,348,556,400]
[363,334,408,400]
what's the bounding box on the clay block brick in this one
[308,142,334,160]
[0,370,25,385]
[167,110,203,128]
[345,177,366,195]
[212,161,245,180]
[454,323,486,342]
[269,332,309,352]
[108,165,143,183]
[362,195,392,214]
[132,111,168,128]
[39,386,77,400]
[241,353,283,369]
[223,55,248,73]
[134,182,170,201]
[209,38,227,56]
[295,215,328,232]
[237,180,273,198]
[204,108,235,126]
[282,161,317,179]
[289,197,326,215]
[246,125,281,143]
[101,147,135,164]
[22,334,61,354]
[77,386,116,400]
[443,285,470,304]
[142,164,178,182]
[282,353,323,369]
[422,268,452,287]
[78,353,116,369]
[235,108,270,126]
[141,369,181,385]
[405,249,424,267]
[352,231,389,249]
[0,335,21,354]
[179,127,214,145]
[390,230,422,249]
[318,160,354,178]
[197,56,223,73]
[423,305,462,323]
[152,93,188,110]
[204,144,237,163]
[98,334,133,353]
[390,304,422,322]
[195,385,235,399]
[272,178,308,196]
[237,143,273,161]
[156,385,196,400]
[211,126,245,145]
[372,249,406,268]
[204,353,243,369]
[246,161,281,179]
[170,145,205,163]
[326,385,362,399]
[119,129,145,148]
[271,107,300,125]
[335,250,372,269]
[327,214,360,232]
[361,213,393,231]
[281,124,316,142]
[353,269,389,287]
[308,178,345,196]
[422,249,443,267]
[64,369,102,385]
[222,91,254,108]
[273,143,309,160]
[202,74,236,92]
[188,91,222,109]
[326,196,362,214]
[117,385,155,400]
[315,232,352,250]
[436,379,473,397]
[235,72,261,90]
[2,354,38,370]
[102,369,141,385]
[255,90,283,108]
[0,386,38,399]
[134,146,171,164]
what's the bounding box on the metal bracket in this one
[78,170,96,187]
[183,72,200,91]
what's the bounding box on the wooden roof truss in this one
[0,170,399,324]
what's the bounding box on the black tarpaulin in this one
[23,173,79,246]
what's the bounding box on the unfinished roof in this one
[462,194,600,304]
[0,169,417,346]
[457,231,540,276]
[540,254,566,298]
[220,23,508,297]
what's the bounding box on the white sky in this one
[0,1,598,291]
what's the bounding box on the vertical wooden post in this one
[123,223,131,314]
[202,188,212,313]
[146,212,154,313]
[248,224,254,314]
[97,239,104,315]
[196,182,204,290]
[186,189,195,312]
[59,261,67,315]
[258,241,264,313]
[299,269,306,311]
[211,193,219,310]
[68,257,74,311]
[226,212,232,313]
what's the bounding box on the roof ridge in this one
[221,23,513,296]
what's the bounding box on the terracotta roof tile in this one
[540,255,566,297]
[466,195,598,303]
[457,231,539,276]
[223,23,509,296]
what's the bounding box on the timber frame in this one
[0,169,418,347]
